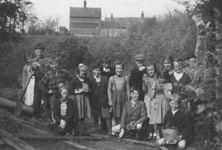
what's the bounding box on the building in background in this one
[101,11,145,37]
[69,0,101,37]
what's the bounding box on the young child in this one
[69,64,91,136]
[149,71,172,140]
[108,61,130,127]
[142,63,158,139]
[89,63,111,134]
[112,88,147,139]
[39,57,72,122]
[53,86,74,135]
[129,53,147,100]
[157,94,191,149]
[162,56,174,82]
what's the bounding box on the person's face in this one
[173,61,182,73]
[130,90,139,101]
[163,59,171,70]
[93,68,101,77]
[115,64,123,76]
[34,49,42,58]
[103,62,109,68]
[188,58,196,68]
[50,62,58,70]
[61,89,68,100]
[135,60,143,68]
[79,71,86,78]
[147,65,155,77]
[26,57,32,64]
[170,100,179,111]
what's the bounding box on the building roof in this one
[70,7,101,18]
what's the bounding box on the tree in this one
[0,0,31,56]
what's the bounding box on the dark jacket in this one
[163,110,191,140]
[69,75,90,95]
[89,75,109,108]
[53,98,75,124]
[170,72,191,94]
[120,101,147,129]
[129,66,146,90]
[101,66,115,79]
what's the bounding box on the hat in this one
[135,54,145,61]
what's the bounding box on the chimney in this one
[84,0,87,8]
[141,11,144,23]
[141,11,144,19]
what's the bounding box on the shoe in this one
[146,136,153,141]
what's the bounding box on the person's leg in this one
[100,118,108,131]
[32,88,42,119]
[94,117,99,133]
[105,117,111,134]
[153,124,157,139]
[79,118,85,135]
[156,124,162,139]
[49,93,56,123]
[42,91,51,120]
[115,117,121,125]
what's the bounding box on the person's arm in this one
[136,102,147,124]
[39,73,50,93]
[164,83,172,100]
[149,79,156,99]
[53,100,61,123]
[125,76,130,101]
[142,78,148,94]
[107,76,113,106]
[22,65,27,89]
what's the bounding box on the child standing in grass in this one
[108,61,130,128]
[142,62,158,139]
[89,63,111,134]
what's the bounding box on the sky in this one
[30,0,185,28]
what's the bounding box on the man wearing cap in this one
[129,54,146,101]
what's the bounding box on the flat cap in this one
[135,54,145,60]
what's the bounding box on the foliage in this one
[173,0,222,149]
[55,37,93,70]
[0,0,31,56]
[28,17,59,35]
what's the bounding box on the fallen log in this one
[90,133,158,148]
[64,141,97,150]
[17,135,103,141]
[0,97,33,115]
[0,128,36,150]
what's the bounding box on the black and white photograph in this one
[0,0,221,149]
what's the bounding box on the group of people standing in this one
[22,43,204,149]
